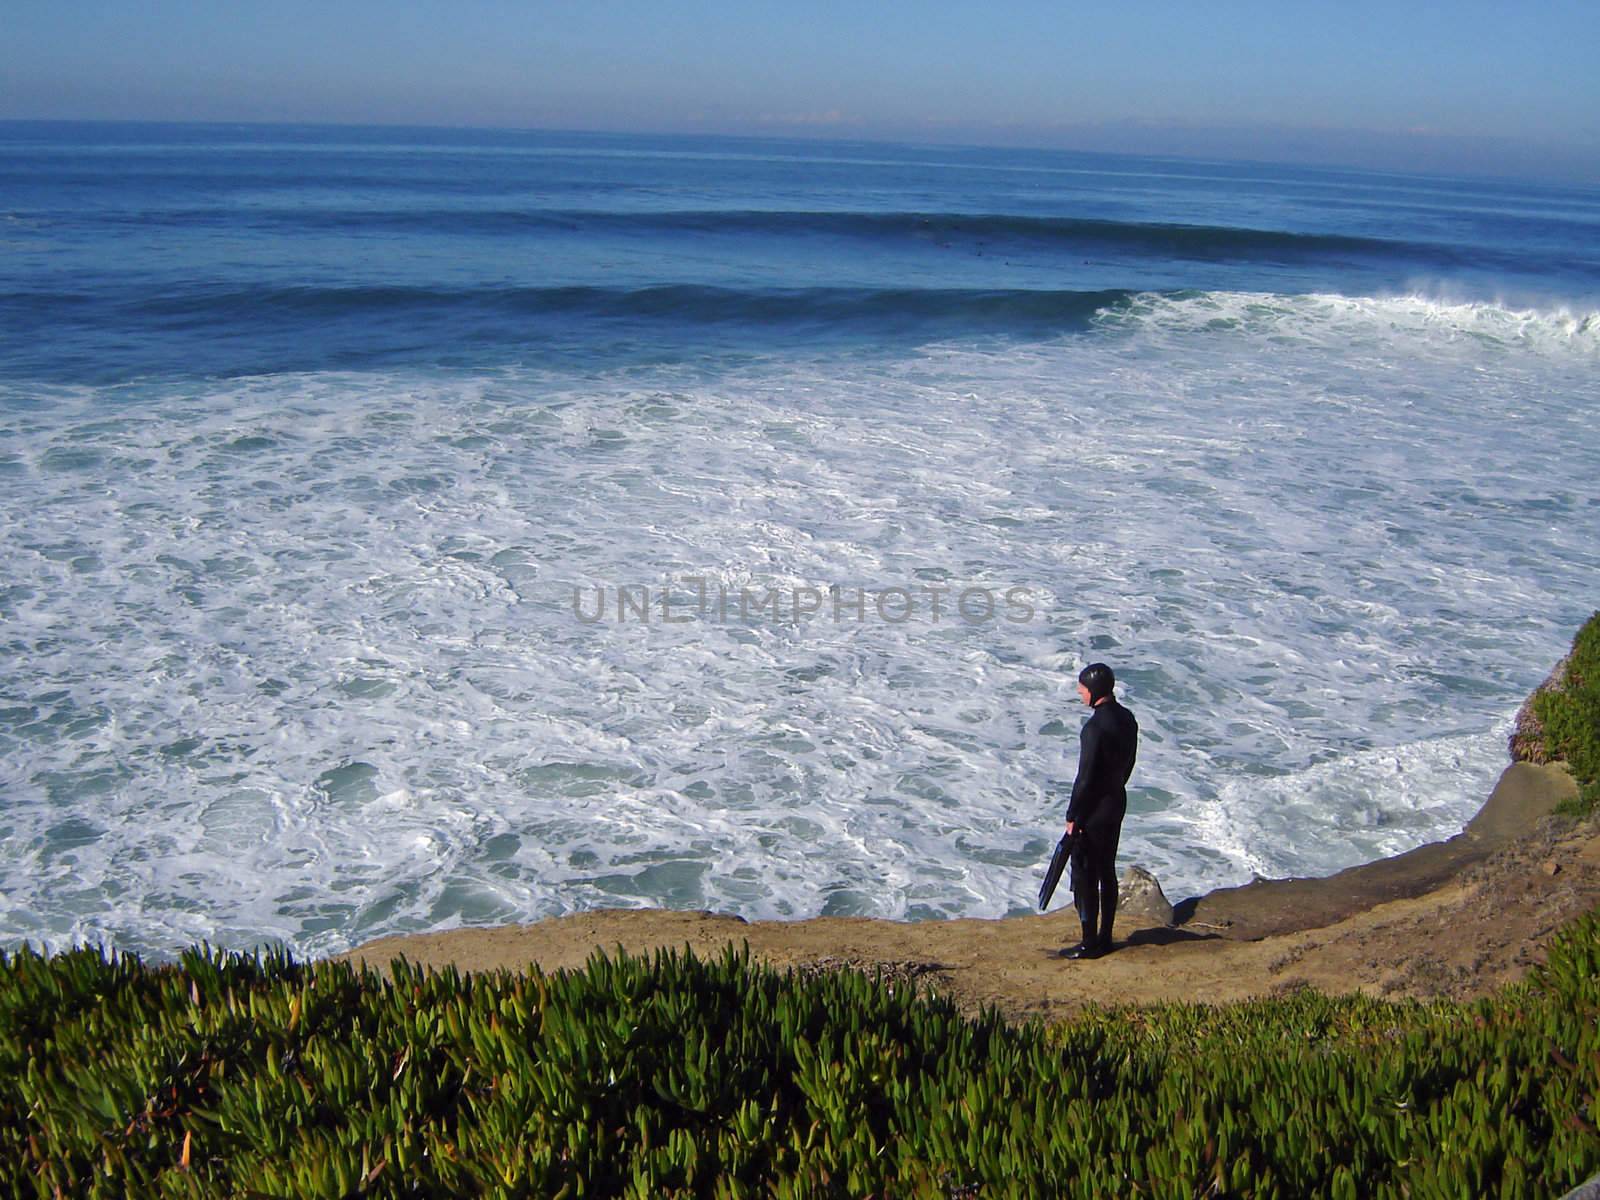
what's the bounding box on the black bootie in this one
[1061,920,1102,960]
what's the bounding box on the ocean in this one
[2,121,1597,962]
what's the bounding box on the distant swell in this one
[110,207,1437,262]
[22,282,1142,330]
[0,282,1146,381]
[7,283,1595,384]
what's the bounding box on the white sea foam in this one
[1103,291,1600,355]
[1192,725,1509,884]
[1,291,1597,960]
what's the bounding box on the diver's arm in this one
[1066,719,1102,827]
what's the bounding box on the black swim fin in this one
[1037,831,1074,911]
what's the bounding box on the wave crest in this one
[1101,291,1600,353]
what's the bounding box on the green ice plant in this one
[1532,611,1600,816]
[3,907,1598,1198]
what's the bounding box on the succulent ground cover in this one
[5,903,1599,1198]
[1515,610,1600,817]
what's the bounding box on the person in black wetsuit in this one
[1061,662,1138,960]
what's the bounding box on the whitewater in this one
[1,125,1597,960]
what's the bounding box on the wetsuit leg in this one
[1069,833,1101,938]
[1097,868,1117,950]
[1087,794,1126,950]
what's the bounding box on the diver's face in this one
[1077,682,1093,705]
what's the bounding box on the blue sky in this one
[5,1,1597,179]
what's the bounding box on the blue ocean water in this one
[2,122,1598,960]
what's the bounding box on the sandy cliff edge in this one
[340,761,1593,1022]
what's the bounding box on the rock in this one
[1542,860,1562,877]
[1465,762,1578,842]
[1118,865,1174,927]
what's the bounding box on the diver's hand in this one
[1065,820,1076,837]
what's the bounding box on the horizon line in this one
[4,115,1597,191]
